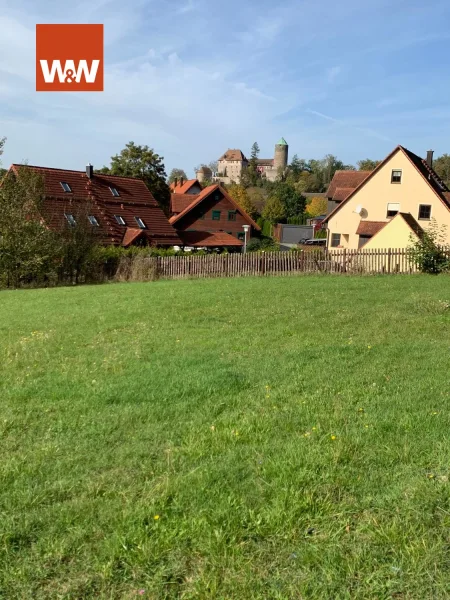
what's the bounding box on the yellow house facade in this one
[324,146,450,249]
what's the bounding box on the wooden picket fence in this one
[142,248,436,280]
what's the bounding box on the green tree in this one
[0,137,6,179]
[432,154,450,188]
[242,142,261,187]
[306,196,328,217]
[228,184,258,219]
[408,219,449,274]
[0,165,61,287]
[270,182,305,219]
[357,159,380,171]
[100,142,170,214]
[262,195,286,224]
[168,168,187,184]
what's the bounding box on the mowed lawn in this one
[1,276,449,599]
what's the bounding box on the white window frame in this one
[64,213,76,227]
[387,202,400,217]
[391,170,402,184]
[135,217,146,229]
[418,204,432,220]
[88,215,99,226]
[114,215,126,225]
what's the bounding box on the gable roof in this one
[170,179,201,194]
[323,146,450,224]
[326,170,372,200]
[168,184,261,230]
[218,149,248,162]
[358,213,424,248]
[256,158,274,166]
[10,164,181,246]
[178,231,243,247]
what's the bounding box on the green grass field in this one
[1,275,449,599]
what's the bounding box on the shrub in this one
[408,220,450,274]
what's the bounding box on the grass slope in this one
[0,276,449,599]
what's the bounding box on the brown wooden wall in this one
[174,189,256,238]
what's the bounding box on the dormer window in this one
[135,217,146,229]
[109,186,120,197]
[60,182,72,193]
[88,215,99,226]
[65,213,76,227]
[114,215,126,225]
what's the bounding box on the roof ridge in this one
[11,164,147,181]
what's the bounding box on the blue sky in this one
[1,0,450,177]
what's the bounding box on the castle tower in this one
[274,137,288,171]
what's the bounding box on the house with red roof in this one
[9,163,181,247]
[169,183,260,249]
[323,147,450,250]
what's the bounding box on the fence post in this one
[342,249,347,273]
[387,248,391,274]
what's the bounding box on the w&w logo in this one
[36,25,103,92]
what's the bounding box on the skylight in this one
[135,217,146,229]
[65,213,76,227]
[114,215,126,225]
[60,181,72,193]
[88,215,99,226]
[110,186,120,197]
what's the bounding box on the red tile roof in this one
[10,164,181,246]
[169,184,261,230]
[326,171,372,199]
[356,221,387,236]
[178,231,243,247]
[333,187,356,202]
[218,149,248,162]
[170,179,201,194]
[170,193,198,214]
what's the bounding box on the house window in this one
[135,217,146,229]
[109,186,120,197]
[228,210,237,221]
[386,202,400,217]
[60,182,72,193]
[212,210,221,221]
[418,204,432,220]
[114,215,126,225]
[358,235,371,248]
[88,215,99,226]
[237,232,245,241]
[391,170,402,184]
[65,213,76,227]
[331,233,341,247]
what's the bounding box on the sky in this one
[1,0,450,177]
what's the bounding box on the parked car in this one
[302,238,326,246]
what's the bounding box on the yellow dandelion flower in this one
[154,515,160,520]
[331,435,337,440]
[312,427,317,431]
[368,345,372,349]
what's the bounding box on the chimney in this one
[180,176,184,187]
[426,150,434,168]
[86,163,94,179]
[174,177,178,188]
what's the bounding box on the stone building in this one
[214,138,288,185]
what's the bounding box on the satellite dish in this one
[354,204,362,215]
